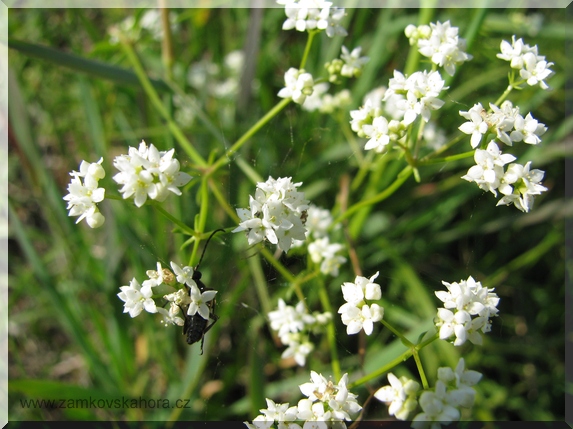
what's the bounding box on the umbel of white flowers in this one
[233,176,309,253]
[63,141,192,228]
[63,158,106,228]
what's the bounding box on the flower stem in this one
[151,202,195,235]
[210,98,291,174]
[334,166,413,224]
[493,84,514,107]
[317,280,341,381]
[119,38,206,168]
[412,350,429,390]
[300,31,316,70]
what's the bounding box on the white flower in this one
[386,70,447,125]
[461,141,516,196]
[497,36,553,90]
[278,68,315,105]
[112,141,192,207]
[411,381,460,429]
[338,303,383,335]
[280,0,347,38]
[257,398,299,424]
[268,299,316,338]
[63,158,106,228]
[437,358,482,408]
[187,284,217,319]
[349,99,382,138]
[117,278,157,318]
[374,373,420,420]
[157,305,185,327]
[280,334,314,366]
[509,112,546,145]
[298,372,361,422]
[435,276,500,346]
[170,262,196,287]
[340,46,369,78]
[520,52,553,89]
[362,116,391,153]
[308,236,346,276]
[458,103,489,148]
[497,161,547,212]
[416,21,472,76]
[301,82,330,112]
[233,176,309,253]
[341,272,381,306]
[163,288,191,307]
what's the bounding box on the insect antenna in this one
[196,228,226,270]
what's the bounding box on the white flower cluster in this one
[373,359,481,425]
[63,158,106,228]
[411,358,482,428]
[233,176,309,253]
[245,371,361,429]
[290,205,346,277]
[278,68,315,105]
[405,21,472,76]
[325,46,369,82]
[268,299,331,366]
[459,101,548,212]
[277,0,347,38]
[434,276,499,346]
[459,101,547,149]
[350,70,446,154]
[338,272,383,336]
[112,140,192,208]
[117,261,217,328]
[497,36,554,89]
[108,9,178,44]
[139,9,179,41]
[302,83,352,114]
[187,50,245,100]
[374,373,420,421]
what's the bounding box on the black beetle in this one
[182,229,225,354]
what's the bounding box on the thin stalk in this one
[349,347,414,389]
[334,166,413,224]
[209,178,240,222]
[151,202,195,235]
[159,3,174,81]
[300,31,316,70]
[317,281,341,381]
[119,39,206,167]
[412,350,429,390]
[189,177,210,266]
[419,150,474,165]
[210,98,291,173]
[380,319,413,348]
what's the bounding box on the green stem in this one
[419,150,475,165]
[493,84,514,107]
[151,203,195,235]
[380,319,413,348]
[300,31,316,70]
[412,350,429,390]
[210,98,291,173]
[334,166,413,225]
[317,281,341,381]
[349,347,414,389]
[189,177,211,266]
[119,38,206,167]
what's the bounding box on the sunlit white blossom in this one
[63,158,106,228]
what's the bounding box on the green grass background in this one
[7,7,572,422]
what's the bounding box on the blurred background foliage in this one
[7,6,572,422]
